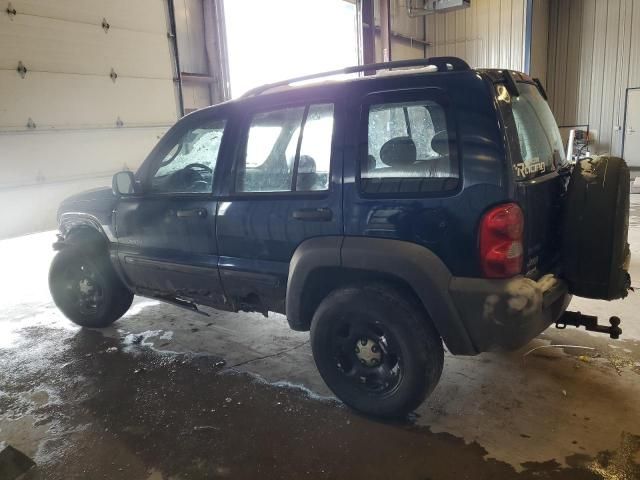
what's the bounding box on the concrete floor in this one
[1,198,640,479]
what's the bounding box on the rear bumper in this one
[449,274,571,353]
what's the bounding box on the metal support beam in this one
[379,0,391,62]
[360,0,375,73]
[166,0,184,117]
[203,0,231,103]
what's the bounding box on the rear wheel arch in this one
[286,236,477,355]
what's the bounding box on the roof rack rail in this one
[242,56,471,98]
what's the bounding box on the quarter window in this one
[362,100,457,194]
[506,83,566,179]
[236,103,334,193]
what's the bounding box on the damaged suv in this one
[50,57,631,417]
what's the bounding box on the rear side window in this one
[236,104,334,193]
[361,99,458,194]
[504,83,566,180]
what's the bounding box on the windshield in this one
[499,82,566,180]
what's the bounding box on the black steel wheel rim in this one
[331,316,403,395]
[59,260,105,317]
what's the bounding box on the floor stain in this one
[1,326,637,480]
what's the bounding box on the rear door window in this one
[235,103,335,193]
[502,83,566,180]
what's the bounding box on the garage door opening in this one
[224,0,358,98]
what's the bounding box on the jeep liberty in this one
[49,57,631,417]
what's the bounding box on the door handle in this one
[176,208,208,218]
[292,207,333,221]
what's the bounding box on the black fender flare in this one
[59,213,110,243]
[286,236,476,355]
[55,214,130,288]
[287,236,343,327]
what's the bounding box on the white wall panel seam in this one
[0,68,173,81]
[6,0,168,35]
[3,11,166,36]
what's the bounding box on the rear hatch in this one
[495,78,567,277]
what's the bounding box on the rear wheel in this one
[49,245,133,328]
[310,284,444,417]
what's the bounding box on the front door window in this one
[148,119,226,194]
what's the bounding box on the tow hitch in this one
[556,311,622,339]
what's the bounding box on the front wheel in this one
[49,246,133,328]
[310,284,444,418]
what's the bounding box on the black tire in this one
[49,246,134,328]
[562,156,631,300]
[310,284,444,418]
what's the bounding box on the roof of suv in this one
[240,56,476,98]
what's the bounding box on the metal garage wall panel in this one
[7,0,168,34]
[530,0,549,85]
[0,15,173,79]
[371,0,425,62]
[395,4,425,39]
[611,0,633,156]
[455,10,465,58]
[587,0,607,147]
[174,0,208,74]
[546,0,558,109]
[0,72,176,129]
[465,0,477,67]
[576,0,595,125]
[0,0,177,238]
[476,0,490,66]
[499,0,512,69]
[563,0,583,126]
[488,0,501,66]
[0,176,113,238]
[553,1,569,122]
[425,14,437,56]
[445,10,457,56]
[182,83,212,113]
[389,40,424,60]
[630,2,640,89]
[0,126,169,188]
[510,0,524,72]
[425,0,527,71]
[433,12,446,57]
[598,0,621,152]
[547,0,640,154]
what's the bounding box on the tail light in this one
[479,203,524,278]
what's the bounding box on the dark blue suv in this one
[49,57,631,417]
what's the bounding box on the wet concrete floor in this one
[1,196,640,479]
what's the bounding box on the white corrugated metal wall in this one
[529,0,549,84]
[424,0,529,70]
[367,0,533,68]
[546,0,640,156]
[0,0,179,238]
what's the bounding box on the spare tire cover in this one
[562,156,630,300]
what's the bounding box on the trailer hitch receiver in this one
[556,311,622,339]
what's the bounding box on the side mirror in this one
[112,171,138,196]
